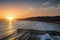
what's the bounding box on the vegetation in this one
[18,16,60,22]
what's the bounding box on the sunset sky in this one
[0,0,60,19]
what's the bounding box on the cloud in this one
[25,6,60,16]
[42,1,51,5]
[41,0,60,7]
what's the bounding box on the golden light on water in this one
[6,16,15,36]
[7,16,17,40]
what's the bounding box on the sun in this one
[7,16,14,21]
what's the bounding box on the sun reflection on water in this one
[7,21,14,34]
[7,20,17,40]
[6,17,16,36]
[6,16,15,34]
[3,16,17,40]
